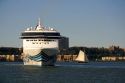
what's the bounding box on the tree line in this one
[0,47,22,55]
[0,46,125,60]
[59,46,125,60]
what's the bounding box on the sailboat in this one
[75,50,89,63]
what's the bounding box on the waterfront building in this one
[59,36,69,50]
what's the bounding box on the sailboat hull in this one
[77,61,88,63]
[75,60,88,63]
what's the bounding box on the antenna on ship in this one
[38,18,41,26]
[37,18,42,27]
[36,18,43,30]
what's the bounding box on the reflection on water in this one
[56,61,125,68]
[0,62,125,83]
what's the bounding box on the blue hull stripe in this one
[28,52,49,62]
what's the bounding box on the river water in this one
[0,61,125,83]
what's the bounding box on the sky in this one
[0,0,125,48]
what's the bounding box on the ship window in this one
[22,32,60,36]
[26,40,29,41]
[32,42,35,44]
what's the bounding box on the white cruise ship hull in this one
[20,19,61,66]
[23,48,58,66]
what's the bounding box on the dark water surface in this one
[0,62,125,83]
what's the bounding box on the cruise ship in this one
[20,19,61,66]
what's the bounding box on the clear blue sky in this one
[0,0,125,48]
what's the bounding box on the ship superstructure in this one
[20,19,61,66]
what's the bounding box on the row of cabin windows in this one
[26,39,55,41]
[32,42,49,44]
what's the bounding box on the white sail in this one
[75,50,88,62]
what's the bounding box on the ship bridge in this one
[20,19,61,39]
